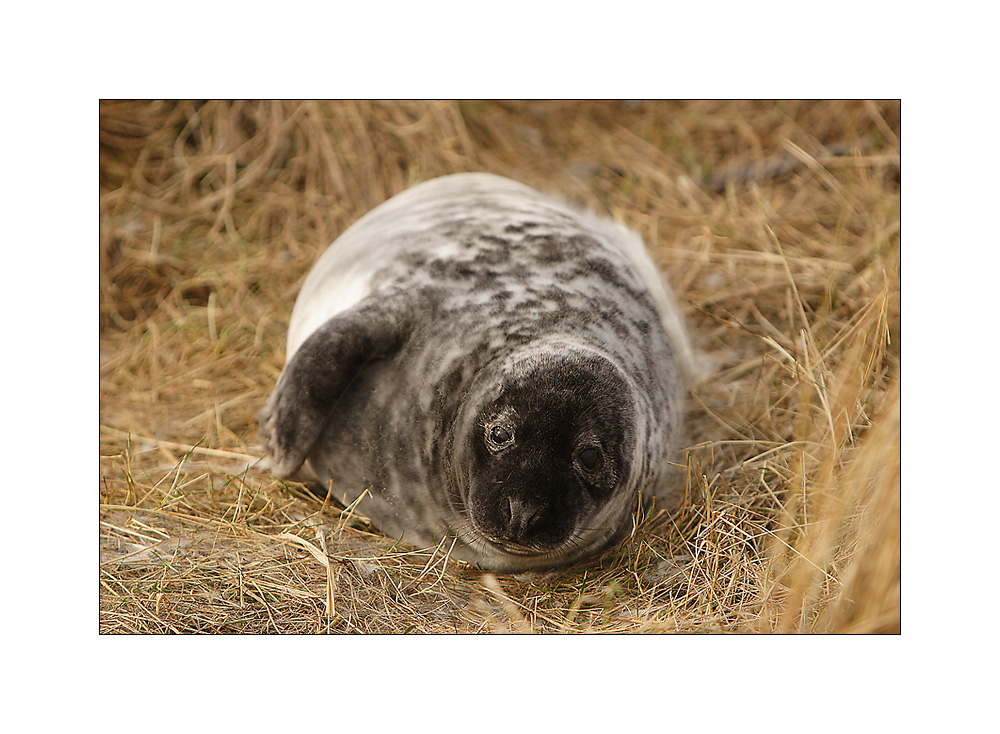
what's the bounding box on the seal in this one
[260,173,694,571]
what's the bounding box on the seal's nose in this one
[501,497,543,542]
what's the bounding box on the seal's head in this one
[451,346,642,570]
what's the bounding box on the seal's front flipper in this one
[260,297,411,479]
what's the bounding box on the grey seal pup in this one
[260,173,694,572]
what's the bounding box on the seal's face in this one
[457,352,638,564]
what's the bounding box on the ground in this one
[99,100,900,633]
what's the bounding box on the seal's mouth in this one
[476,535,580,571]
[479,535,559,556]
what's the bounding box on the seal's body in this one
[261,173,693,571]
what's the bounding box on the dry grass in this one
[99,100,900,634]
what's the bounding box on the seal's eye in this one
[487,424,514,448]
[576,446,603,474]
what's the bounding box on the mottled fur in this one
[261,174,690,571]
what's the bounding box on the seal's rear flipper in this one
[259,296,411,479]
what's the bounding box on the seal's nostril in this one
[505,497,521,531]
[521,506,540,534]
[500,497,513,525]
[506,498,542,540]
